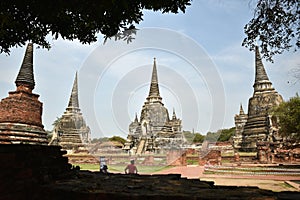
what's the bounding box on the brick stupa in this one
[49,72,91,152]
[0,43,48,144]
[123,58,185,155]
[233,46,283,151]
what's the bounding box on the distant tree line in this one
[91,136,126,145]
[90,127,236,145]
[183,127,236,144]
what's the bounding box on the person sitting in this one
[125,160,138,174]
[100,164,108,174]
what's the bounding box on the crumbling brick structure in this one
[0,43,48,144]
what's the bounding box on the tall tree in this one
[272,94,300,140]
[243,0,299,62]
[0,0,191,54]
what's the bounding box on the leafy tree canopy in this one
[52,117,61,127]
[205,131,219,142]
[272,94,300,140]
[218,127,235,142]
[1,1,298,61]
[243,0,299,62]
[205,127,235,142]
[109,136,126,145]
[0,0,191,54]
[192,133,205,143]
[182,131,204,144]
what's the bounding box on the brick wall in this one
[0,91,43,128]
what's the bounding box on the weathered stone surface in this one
[199,150,221,166]
[166,149,187,166]
[49,72,91,152]
[0,144,71,200]
[234,47,283,152]
[0,91,43,127]
[123,59,185,155]
[15,43,35,90]
[233,104,248,149]
[0,43,48,145]
[257,141,300,164]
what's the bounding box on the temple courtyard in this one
[75,163,300,192]
[152,165,300,192]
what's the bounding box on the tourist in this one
[100,164,109,174]
[125,160,138,174]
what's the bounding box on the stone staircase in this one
[136,138,146,155]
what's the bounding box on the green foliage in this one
[218,127,235,142]
[243,0,299,62]
[192,133,205,143]
[205,127,235,142]
[109,136,126,145]
[52,117,61,127]
[73,163,173,173]
[205,131,219,142]
[0,0,191,54]
[272,94,300,140]
[183,131,204,144]
[182,131,194,143]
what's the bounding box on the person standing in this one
[125,159,138,174]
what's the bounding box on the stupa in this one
[49,72,91,152]
[233,47,283,151]
[0,43,48,144]
[123,58,185,154]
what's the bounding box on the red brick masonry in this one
[0,89,43,128]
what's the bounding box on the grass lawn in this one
[73,163,173,174]
[221,152,256,157]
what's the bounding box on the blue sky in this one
[0,1,299,139]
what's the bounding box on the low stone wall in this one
[67,154,99,164]
[166,149,187,166]
[199,150,222,166]
[0,144,71,199]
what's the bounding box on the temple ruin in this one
[49,72,91,152]
[233,47,284,152]
[0,43,48,145]
[123,58,186,154]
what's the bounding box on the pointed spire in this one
[172,108,177,120]
[253,46,274,92]
[15,43,35,90]
[134,113,138,122]
[67,72,79,109]
[239,104,245,115]
[255,46,269,83]
[148,58,160,98]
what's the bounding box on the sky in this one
[0,0,299,139]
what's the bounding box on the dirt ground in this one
[150,165,300,192]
